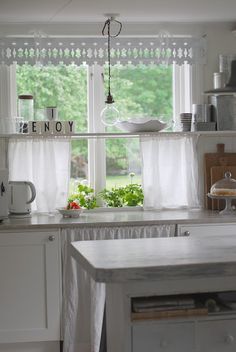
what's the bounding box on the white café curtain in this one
[61,224,176,352]
[140,134,200,209]
[8,138,71,212]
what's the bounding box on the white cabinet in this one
[0,230,61,344]
[178,223,236,237]
[196,319,236,352]
[132,318,236,352]
[132,322,194,352]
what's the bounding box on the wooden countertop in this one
[71,234,236,283]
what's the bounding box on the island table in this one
[71,234,236,352]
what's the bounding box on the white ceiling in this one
[1,0,236,23]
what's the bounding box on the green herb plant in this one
[99,187,125,207]
[99,173,144,207]
[68,183,97,210]
[122,183,144,206]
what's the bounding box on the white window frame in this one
[11,62,203,195]
[87,64,106,195]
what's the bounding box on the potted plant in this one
[68,182,97,210]
[122,183,144,206]
[99,187,125,208]
[99,173,144,208]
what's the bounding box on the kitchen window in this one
[3,35,205,211]
[16,62,175,192]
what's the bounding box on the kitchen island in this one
[71,234,236,352]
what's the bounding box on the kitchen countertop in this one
[0,208,236,230]
[71,233,236,283]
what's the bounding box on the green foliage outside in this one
[108,64,172,121]
[16,64,88,159]
[16,64,87,126]
[106,174,142,188]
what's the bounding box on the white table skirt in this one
[61,224,176,352]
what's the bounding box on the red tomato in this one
[69,201,81,209]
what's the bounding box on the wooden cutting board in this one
[210,166,236,210]
[204,144,236,209]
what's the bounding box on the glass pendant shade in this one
[100,102,120,127]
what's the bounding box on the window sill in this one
[83,206,143,212]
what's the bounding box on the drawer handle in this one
[225,334,234,344]
[160,339,168,348]
[48,235,55,242]
[183,230,190,237]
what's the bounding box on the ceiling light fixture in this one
[100,15,122,127]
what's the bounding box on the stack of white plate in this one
[180,113,192,132]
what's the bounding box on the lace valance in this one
[0,36,206,66]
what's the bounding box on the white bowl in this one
[57,207,83,218]
[115,117,167,133]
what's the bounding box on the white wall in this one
[201,23,236,92]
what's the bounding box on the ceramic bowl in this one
[115,117,167,133]
[57,207,83,218]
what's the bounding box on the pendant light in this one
[100,15,122,126]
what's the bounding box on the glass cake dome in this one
[210,171,236,196]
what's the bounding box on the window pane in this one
[104,64,172,189]
[106,138,141,189]
[16,64,88,132]
[70,140,88,193]
[104,64,173,123]
[16,64,88,196]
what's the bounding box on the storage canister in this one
[18,95,34,121]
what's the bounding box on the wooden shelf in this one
[1,131,236,139]
[0,131,161,139]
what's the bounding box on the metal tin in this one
[213,72,224,89]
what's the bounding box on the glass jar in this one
[18,95,34,121]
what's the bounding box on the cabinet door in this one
[0,230,61,343]
[178,223,236,237]
[132,322,194,352]
[196,319,236,352]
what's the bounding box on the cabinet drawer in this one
[178,223,236,237]
[132,322,194,352]
[197,319,236,352]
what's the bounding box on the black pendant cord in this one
[102,18,122,104]
[107,20,111,98]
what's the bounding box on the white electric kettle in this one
[9,181,36,215]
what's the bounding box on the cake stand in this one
[207,193,236,215]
